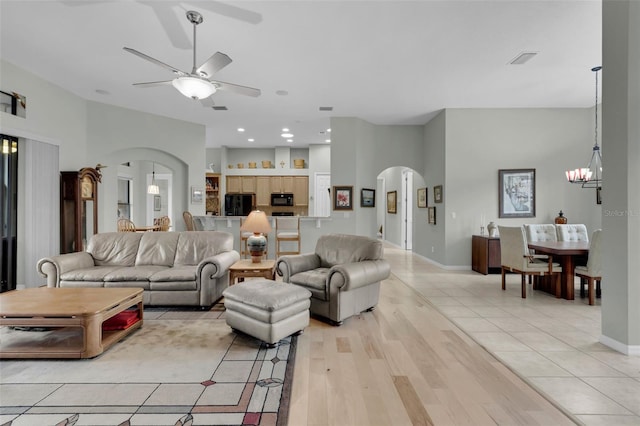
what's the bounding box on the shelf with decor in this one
[205,173,221,215]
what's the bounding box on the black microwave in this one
[271,193,294,206]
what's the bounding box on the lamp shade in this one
[147,184,160,195]
[240,210,272,234]
[172,76,217,100]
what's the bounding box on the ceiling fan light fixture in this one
[172,76,217,100]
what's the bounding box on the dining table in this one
[527,241,590,300]
[134,225,160,232]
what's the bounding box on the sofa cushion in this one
[149,265,198,282]
[103,265,168,282]
[135,232,180,266]
[315,234,383,267]
[174,231,233,266]
[87,233,143,266]
[60,266,127,282]
[149,280,197,291]
[289,268,330,300]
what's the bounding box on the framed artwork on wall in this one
[428,206,436,224]
[417,187,427,208]
[387,191,397,214]
[191,187,204,204]
[434,185,443,203]
[153,195,161,211]
[361,188,375,207]
[333,186,353,210]
[498,168,535,218]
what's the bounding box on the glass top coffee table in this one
[0,287,143,359]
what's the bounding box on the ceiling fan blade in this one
[123,47,188,75]
[200,97,216,108]
[132,80,174,88]
[140,1,192,50]
[190,1,263,24]
[196,52,232,78]
[213,80,261,97]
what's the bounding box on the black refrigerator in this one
[224,194,255,216]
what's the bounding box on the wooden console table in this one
[0,287,143,359]
[472,235,501,274]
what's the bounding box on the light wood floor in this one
[288,271,576,425]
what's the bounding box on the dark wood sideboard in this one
[472,235,501,274]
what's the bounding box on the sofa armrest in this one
[276,254,321,282]
[37,252,95,287]
[328,259,391,291]
[198,250,241,279]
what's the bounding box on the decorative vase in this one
[487,221,498,237]
[555,210,568,224]
[247,233,267,263]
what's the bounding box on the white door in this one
[402,169,413,250]
[314,173,331,217]
[147,173,172,226]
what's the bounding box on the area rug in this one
[0,306,297,426]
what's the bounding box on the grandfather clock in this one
[60,166,102,253]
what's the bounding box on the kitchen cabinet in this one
[226,176,255,194]
[256,176,270,207]
[270,176,294,193]
[293,176,309,206]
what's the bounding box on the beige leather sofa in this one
[276,233,391,325]
[37,231,240,308]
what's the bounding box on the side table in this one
[228,259,276,285]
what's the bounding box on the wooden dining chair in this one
[117,218,136,232]
[183,211,194,231]
[154,215,171,231]
[498,225,562,298]
[575,229,602,305]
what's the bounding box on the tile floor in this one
[384,245,640,426]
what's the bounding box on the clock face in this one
[81,176,93,198]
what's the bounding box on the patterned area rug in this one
[0,304,296,426]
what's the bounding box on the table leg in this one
[559,255,575,300]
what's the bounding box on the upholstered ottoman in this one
[222,279,312,347]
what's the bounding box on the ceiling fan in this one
[123,10,260,101]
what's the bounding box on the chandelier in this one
[565,66,602,189]
[147,162,159,194]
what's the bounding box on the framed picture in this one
[499,168,536,218]
[191,186,204,204]
[387,191,397,214]
[333,186,353,210]
[153,195,161,211]
[361,188,375,207]
[434,185,443,203]
[417,187,427,208]
[428,206,436,224]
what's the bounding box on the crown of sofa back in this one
[87,231,234,267]
[315,233,383,267]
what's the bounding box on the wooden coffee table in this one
[229,259,276,285]
[0,287,143,359]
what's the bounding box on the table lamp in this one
[240,210,272,263]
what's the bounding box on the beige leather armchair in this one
[276,234,391,325]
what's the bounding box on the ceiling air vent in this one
[509,52,538,65]
[319,106,333,111]
[212,106,228,111]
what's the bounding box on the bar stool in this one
[275,217,300,258]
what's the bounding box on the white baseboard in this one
[600,334,640,355]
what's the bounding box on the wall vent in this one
[509,52,538,65]
[212,106,228,111]
[319,106,333,111]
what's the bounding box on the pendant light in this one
[565,66,603,190]
[147,162,159,194]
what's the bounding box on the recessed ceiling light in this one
[287,139,293,143]
[237,128,245,132]
[325,139,331,143]
[327,128,331,132]
[248,138,254,142]
[281,133,293,138]
[282,128,289,132]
